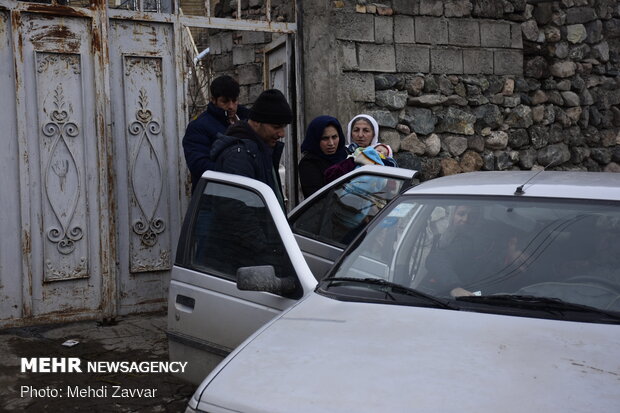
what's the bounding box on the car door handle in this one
[175,295,195,312]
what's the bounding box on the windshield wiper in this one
[455,294,620,323]
[322,277,457,310]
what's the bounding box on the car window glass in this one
[187,182,295,281]
[291,174,406,247]
[331,196,620,315]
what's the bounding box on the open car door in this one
[168,171,316,384]
[289,165,418,280]
[168,166,417,385]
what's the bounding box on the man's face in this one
[452,206,470,227]
[254,123,286,147]
[212,96,238,121]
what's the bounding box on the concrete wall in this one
[302,0,620,180]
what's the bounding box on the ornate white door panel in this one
[108,20,181,314]
[14,13,104,318]
[0,11,23,322]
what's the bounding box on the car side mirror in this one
[236,265,296,296]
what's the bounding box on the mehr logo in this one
[21,358,82,373]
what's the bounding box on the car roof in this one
[405,171,620,201]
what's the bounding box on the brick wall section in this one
[339,10,522,77]
[311,0,620,180]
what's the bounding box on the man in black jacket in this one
[182,75,250,192]
[211,89,293,210]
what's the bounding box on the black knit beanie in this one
[249,89,293,125]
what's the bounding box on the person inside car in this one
[423,205,531,297]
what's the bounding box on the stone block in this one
[494,50,523,75]
[220,32,233,53]
[415,17,448,44]
[367,109,399,128]
[480,21,511,48]
[567,24,587,44]
[431,48,463,74]
[511,23,523,48]
[445,0,473,17]
[394,15,415,43]
[239,83,263,105]
[565,7,597,24]
[396,45,430,73]
[340,72,375,102]
[376,90,408,110]
[232,46,255,65]
[212,53,233,72]
[463,49,493,74]
[448,19,480,46]
[375,74,401,90]
[585,20,604,44]
[472,0,504,18]
[241,31,267,45]
[401,107,437,135]
[604,18,620,38]
[375,16,393,44]
[340,42,358,71]
[237,63,261,85]
[521,20,540,42]
[358,44,396,72]
[380,130,402,152]
[210,34,222,55]
[420,0,443,16]
[392,0,419,15]
[336,13,375,42]
[532,2,553,25]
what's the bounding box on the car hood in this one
[195,293,620,413]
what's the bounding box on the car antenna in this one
[514,161,555,195]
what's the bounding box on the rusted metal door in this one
[107,19,182,315]
[4,7,110,325]
[0,11,22,322]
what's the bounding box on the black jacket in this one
[298,152,333,198]
[182,102,250,192]
[211,121,285,206]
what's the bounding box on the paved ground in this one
[0,312,195,412]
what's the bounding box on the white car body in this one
[192,293,618,413]
[172,170,620,412]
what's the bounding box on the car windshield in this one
[320,195,620,321]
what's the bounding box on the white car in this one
[169,170,620,413]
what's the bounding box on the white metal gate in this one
[0,0,298,327]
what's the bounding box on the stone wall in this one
[191,0,294,107]
[208,29,271,105]
[303,0,620,180]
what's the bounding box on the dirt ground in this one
[0,312,195,412]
